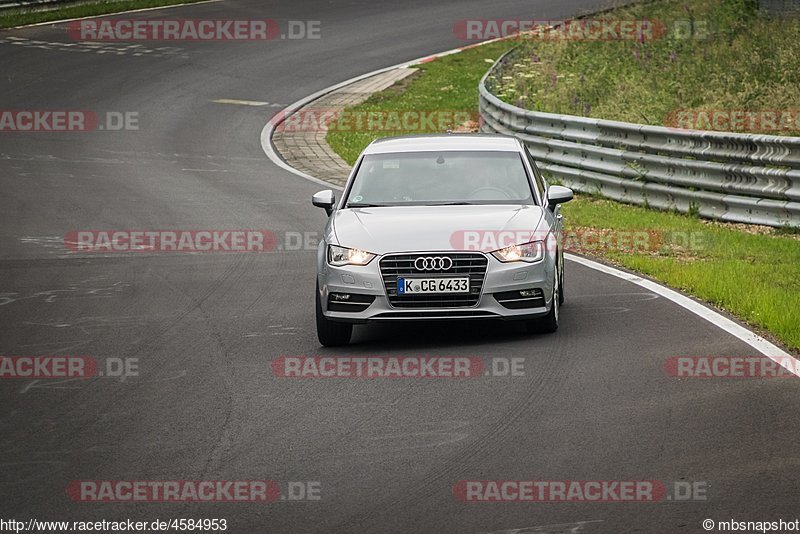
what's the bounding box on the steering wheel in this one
[468,186,512,200]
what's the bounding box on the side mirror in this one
[312,190,335,216]
[547,185,573,209]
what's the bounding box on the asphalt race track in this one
[1,1,799,532]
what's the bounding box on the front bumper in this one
[318,251,556,323]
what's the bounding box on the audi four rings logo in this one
[414,256,453,271]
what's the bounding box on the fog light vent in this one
[328,292,375,312]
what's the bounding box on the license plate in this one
[396,277,470,295]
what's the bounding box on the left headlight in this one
[328,244,376,266]
[491,241,544,263]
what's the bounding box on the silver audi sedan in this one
[311,134,573,346]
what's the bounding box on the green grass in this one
[490,0,800,135]
[561,196,800,351]
[324,1,800,351]
[0,0,209,29]
[326,40,514,165]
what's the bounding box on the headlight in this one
[491,241,544,263]
[328,245,376,266]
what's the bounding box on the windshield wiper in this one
[428,201,478,206]
[346,202,388,208]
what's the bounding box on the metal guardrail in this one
[479,51,800,227]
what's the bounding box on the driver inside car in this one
[463,162,508,201]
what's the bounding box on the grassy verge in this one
[490,0,800,135]
[326,40,514,165]
[324,1,800,351]
[564,196,800,351]
[0,0,209,29]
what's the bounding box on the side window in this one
[524,147,547,202]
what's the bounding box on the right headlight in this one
[491,241,544,263]
[327,244,376,266]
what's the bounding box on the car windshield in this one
[345,150,535,207]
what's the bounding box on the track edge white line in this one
[566,253,798,375]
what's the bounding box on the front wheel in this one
[316,285,353,346]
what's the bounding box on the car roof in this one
[362,134,521,155]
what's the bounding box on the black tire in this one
[524,268,559,334]
[316,286,352,346]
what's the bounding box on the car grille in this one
[380,253,488,308]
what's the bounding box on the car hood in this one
[331,204,544,254]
